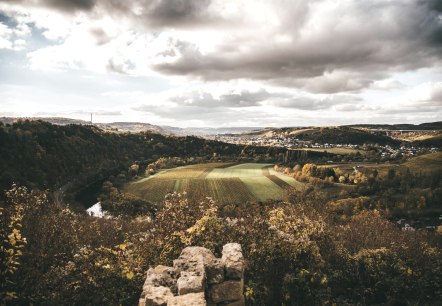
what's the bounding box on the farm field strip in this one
[266,175,293,189]
[126,179,176,203]
[139,162,233,181]
[239,176,284,201]
[206,163,272,179]
[268,168,304,189]
[197,167,215,179]
[207,178,256,204]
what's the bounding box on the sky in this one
[0,0,441,128]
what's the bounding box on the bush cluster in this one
[1,185,441,305]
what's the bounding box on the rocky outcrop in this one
[139,243,245,306]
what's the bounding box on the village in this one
[214,133,439,161]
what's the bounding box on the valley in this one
[1,118,441,306]
[125,163,303,204]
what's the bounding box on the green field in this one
[125,163,304,204]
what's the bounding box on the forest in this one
[1,120,441,305]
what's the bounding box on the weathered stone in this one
[206,258,224,284]
[177,271,206,295]
[173,257,205,276]
[180,246,216,262]
[140,244,245,306]
[167,292,206,306]
[209,280,244,303]
[221,243,244,280]
[143,286,174,306]
[223,296,245,306]
[174,246,216,276]
[144,265,178,293]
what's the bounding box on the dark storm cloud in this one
[1,0,213,25]
[419,0,442,46]
[144,0,212,27]
[170,88,271,107]
[1,0,96,12]
[45,0,96,11]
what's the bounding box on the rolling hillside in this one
[242,126,401,146]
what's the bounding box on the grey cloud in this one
[145,0,212,27]
[421,0,442,46]
[2,0,96,12]
[170,88,271,108]
[334,104,374,112]
[269,94,362,110]
[133,103,279,126]
[45,0,96,11]
[85,0,216,28]
[150,1,442,92]
[33,110,123,116]
[422,84,442,105]
[379,106,441,114]
[89,27,111,45]
[2,0,442,97]
[169,87,363,111]
[75,110,122,116]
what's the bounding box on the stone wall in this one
[139,243,245,306]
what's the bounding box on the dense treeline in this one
[0,120,334,200]
[0,120,232,191]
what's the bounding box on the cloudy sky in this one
[0,0,441,127]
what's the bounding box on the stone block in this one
[223,296,245,306]
[177,271,206,295]
[173,257,205,276]
[221,243,244,279]
[143,286,174,306]
[167,292,206,306]
[206,258,224,284]
[208,280,244,303]
[144,265,178,292]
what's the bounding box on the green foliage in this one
[0,185,27,303]
[2,185,441,305]
[99,182,157,218]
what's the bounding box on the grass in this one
[125,163,302,204]
[239,176,286,201]
[206,163,272,179]
[268,168,305,190]
[125,179,176,203]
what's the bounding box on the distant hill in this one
[0,117,260,136]
[412,134,442,147]
[241,126,402,146]
[346,121,442,130]
[0,117,167,134]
